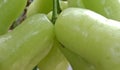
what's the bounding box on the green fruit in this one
[69,0,120,21]
[0,14,54,70]
[38,40,69,70]
[0,0,27,35]
[60,1,68,10]
[55,8,120,70]
[59,45,96,70]
[68,0,85,8]
[27,0,53,17]
[47,11,53,20]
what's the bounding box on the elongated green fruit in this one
[38,40,69,70]
[83,0,120,21]
[0,14,54,70]
[55,8,120,70]
[59,46,95,70]
[0,0,27,35]
[27,0,53,17]
[68,0,85,8]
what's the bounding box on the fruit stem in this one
[52,0,61,24]
[57,0,61,14]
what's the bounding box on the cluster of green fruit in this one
[0,0,120,70]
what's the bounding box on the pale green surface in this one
[0,14,54,70]
[55,8,120,70]
[68,0,85,8]
[38,40,69,70]
[59,45,95,70]
[0,0,27,35]
[27,0,53,17]
[60,1,68,10]
[83,0,120,21]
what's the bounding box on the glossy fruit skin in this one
[27,0,53,17]
[83,0,120,21]
[0,14,54,70]
[68,0,85,8]
[69,0,120,21]
[59,45,96,70]
[55,8,120,70]
[0,0,27,35]
[38,40,69,70]
[60,1,68,10]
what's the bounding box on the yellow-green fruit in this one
[68,0,85,8]
[60,1,68,10]
[27,0,53,17]
[55,8,120,70]
[0,14,54,70]
[38,40,69,70]
[0,0,27,35]
[59,45,96,70]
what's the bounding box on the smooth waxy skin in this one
[38,40,69,70]
[59,46,96,70]
[27,0,53,17]
[68,0,85,8]
[0,14,54,70]
[70,0,120,21]
[0,0,27,35]
[60,1,68,10]
[55,8,120,70]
